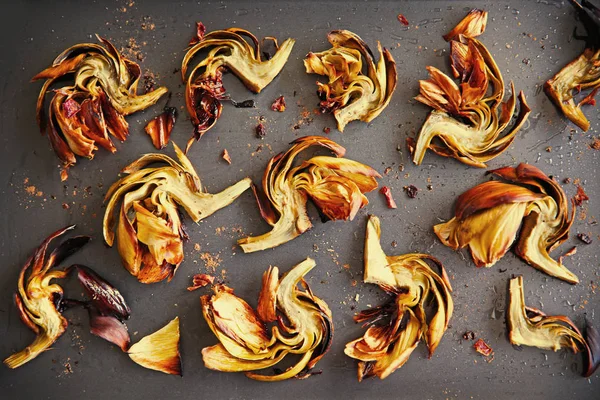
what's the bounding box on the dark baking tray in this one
[1,1,598,399]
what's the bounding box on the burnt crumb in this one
[499,268,507,273]
[591,137,600,150]
[463,331,475,341]
[391,241,398,248]
[574,185,589,206]
[256,123,266,138]
[563,177,572,184]
[545,146,552,152]
[142,70,157,93]
[427,184,433,191]
[577,233,593,244]
[403,185,418,198]
[384,167,392,175]
[271,96,286,112]
[172,68,180,74]
[522,58,530,65]
[323,127,331,134]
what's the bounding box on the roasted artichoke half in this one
[345,215,453,381]
[237,136,380,253]
[201,258,333,381]
[434,163,578,283]
[32,36,168,180]
[103,142,251,283]
[545,0,600,131]
[409,9,531,168]
[304,30,397,132]
[181,24,295,151]
[508,275,599,377]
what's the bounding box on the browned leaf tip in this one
[222,149,232,164]
[574,185,589,206]
[271,96,286,112]
[473,338,493,357]
[397,14,409,26]
[187,273,215,291]
[379,186,397,209]
[144,107,177,150]
[189,22,207,46]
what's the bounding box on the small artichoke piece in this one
[304,30,397,132]
[507,275,599,377]
[128,317,182,376]
[545,0,600,131]
[3,226,90,369]
[434,163,578,283]
[144,107,177,150]
[237,136,380,253]
[103,142,251,283]
[32,36,168,180]
[181,24,295,151]
[345,216,453,381]
[201,258,333,381]
[410,9,530,168]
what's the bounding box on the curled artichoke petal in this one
[434,163,578,283]
[304,30,397,132]
[238,136,379,253]
[104,143,251,283]
[345,216,453,380]
[200,258,333,381]
[411,11,530,168]
[32,37,168,180]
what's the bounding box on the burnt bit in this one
[397,14,409,26]
[256,123,266,138]
[577,233,593,244]
[230,99,256,108]
[473,338,493,357]
[591,137,600,150]
[323,127,331,134]
[403,185,418,198]
[379,186,397,209]
[574,185,589,206]
[463,331,475,341]
[271,96,286,112]
[222,149,232,164]
[189,21,207,46]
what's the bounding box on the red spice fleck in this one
[397,14,409,26]
[380,186,397,209]
[574,185,589,206]
[222,149,232,164]
[189,22,207,46]
[187,274,215,291]
[63,98,80,118]
[271,96,286,112]
[323,127,331,134]
[473,338,493,357]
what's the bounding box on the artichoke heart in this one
[434,163,578,283]
[200,258,333,381]
[545,1,600,131]
[410,9,531,168]
[32,35,168,181]
[237,136,380,253]
[103,142,252,283]
[507,275,599,377]
[345,215,453,381]
[304,30,397,132]
[182,23,295,151]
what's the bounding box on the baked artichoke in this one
[237,136,380,253]
[409,9,531,168]
[434,163,578,283]
[103,142,251,283]
[508,275,599,377]
[345,215,453,381]
[127,317,182,376]
[201,258,333,381]
[32,36,168,180]
[545,0,600,131]
[304,30,397,132]
[182,23,295,151]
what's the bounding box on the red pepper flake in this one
[380,186,397,209]
[271,96,286,112]
[473,338,493,357]
[403,185,418,198]
[574,185,589,206]
[189,22,207,46]
[63,98,81,118]
[256,123,266,138]
[580,88,598,107]
[397,14,409,26]
[323,127,331,134]
[222,149,232,164]
[187,274,215,291]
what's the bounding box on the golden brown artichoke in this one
[32,36,168,180]
[409,9,531,168]
[127,317,182,376]
[182,23,295,151]
[103,143,251,283]
[507,275,599,377]
[237,136,380,253]
[434,163,578,283]
[545,0,600,131]
[304,30,397,132]
[201,258,333,381]
[345,215,453,381]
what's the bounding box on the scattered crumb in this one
[222,149,232,164]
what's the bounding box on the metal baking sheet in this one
[1,1,598,399]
